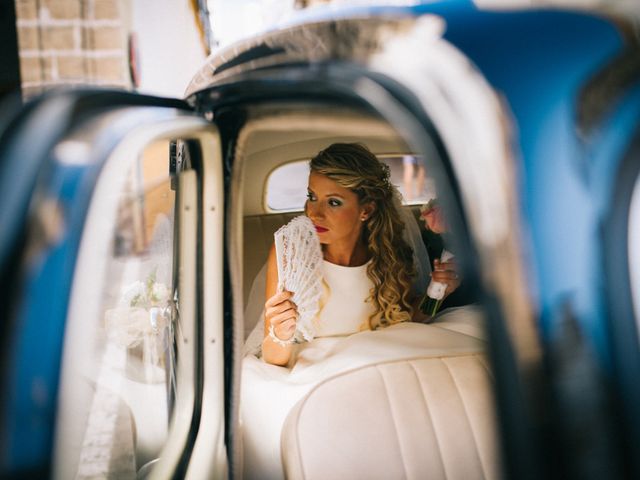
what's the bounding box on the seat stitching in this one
[408,360,448,479]
[475,354,493,380]
[442,357,486,480]
[376,364,410,480]
[428,324,487,341]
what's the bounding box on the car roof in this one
[184,1,638,99]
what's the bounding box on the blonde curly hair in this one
[309,143,415,329]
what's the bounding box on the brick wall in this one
[15,0,131,99]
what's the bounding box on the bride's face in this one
[305,172,369,246]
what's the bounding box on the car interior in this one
[52,101,501,479]
[7,4,640,479]
[229,104,500,479]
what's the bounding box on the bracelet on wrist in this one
[268,324,296,347]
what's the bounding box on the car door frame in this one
[0,91,226,479]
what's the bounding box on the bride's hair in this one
[309,143,415,328]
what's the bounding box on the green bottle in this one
[419,249,454,316]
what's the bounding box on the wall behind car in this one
[14,0,132,99]
[131,0,207,98]
[14,0,209,100]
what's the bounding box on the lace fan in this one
[274,215,323,341]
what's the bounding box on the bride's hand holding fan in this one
[273,215,323,341]
[265,290,298,345]
[262,216,322,365]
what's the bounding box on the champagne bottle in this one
[419,249,455,316]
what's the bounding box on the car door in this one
[0,90,226,479]
[186,12,542,479]
[185,7,640,478]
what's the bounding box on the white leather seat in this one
[281,354,500,480]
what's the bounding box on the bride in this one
[241,143,463,478]
[263,142,460,366]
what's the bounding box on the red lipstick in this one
[314,225,328,233]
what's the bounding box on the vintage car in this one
[1,1,639,479]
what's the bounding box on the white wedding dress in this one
[240,259,375,479]
[240,258,485,479]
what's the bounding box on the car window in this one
[61,140,176,477]
[265,155,436,211]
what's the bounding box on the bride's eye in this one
[328,198,342,207]
[306,192,316,202]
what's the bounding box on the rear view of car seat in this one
[281,354,500,480]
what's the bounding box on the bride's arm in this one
[262,244,297,366]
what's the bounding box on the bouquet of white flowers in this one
[104,271,171,383]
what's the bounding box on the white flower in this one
[150,282,170,305]
[120,280,146,307]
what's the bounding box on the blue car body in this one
[1,1,639,478]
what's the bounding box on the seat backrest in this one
[243,212,299,305]
[281,353,500,480]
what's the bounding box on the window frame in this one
[263,152,433,213]
[52,113,226,479]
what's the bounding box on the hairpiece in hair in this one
[379,163,393,191]
[380,162,391,182]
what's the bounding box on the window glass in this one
[386,155,436,204]
[266,160,310,211]
[73,140,176,477]
[265,155,436,211]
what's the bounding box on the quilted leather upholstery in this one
[281,354,500,480]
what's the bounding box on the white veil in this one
[391,186,432,297]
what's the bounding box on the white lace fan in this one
[274,215,323,341]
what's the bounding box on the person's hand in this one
[265,290,298,343]
[420,203,448,234]
[432,258,461,297]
